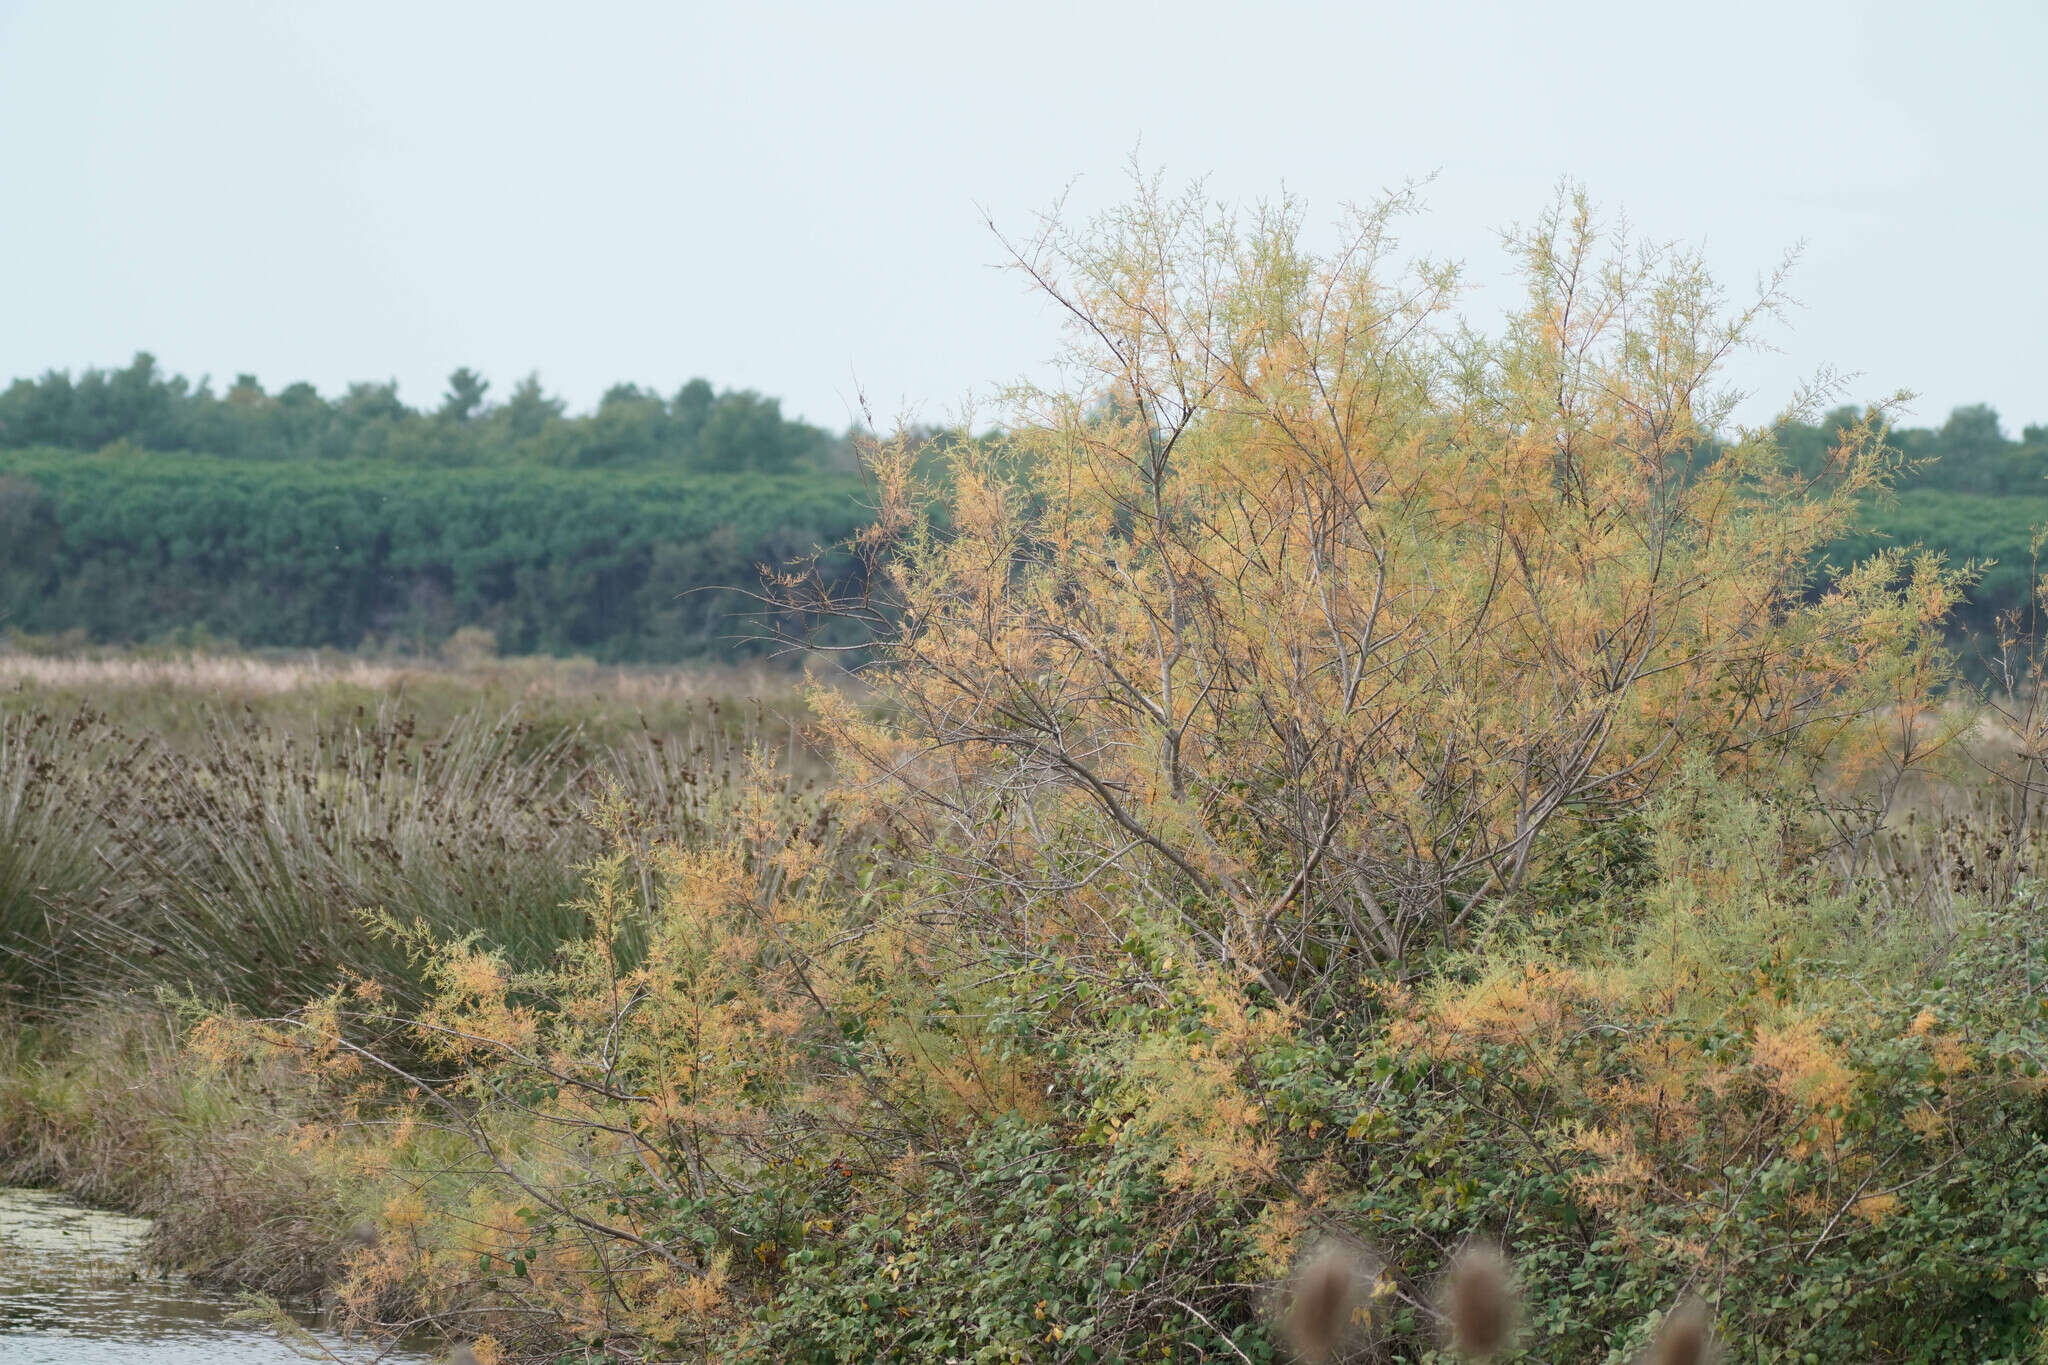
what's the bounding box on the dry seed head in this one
[1643,1297,1712,1365]
[1283,1241,1368,1361]
[1445,1243,1514,1359]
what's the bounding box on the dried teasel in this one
[1444,1243,1514,1359]
[1281,1241,1370,1362]
[1640,1296,1712,1365]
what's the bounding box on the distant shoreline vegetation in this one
[0,355,884,661]
[0,354,2042,661]
[0,353,857,473]
[1786,402,2048,651]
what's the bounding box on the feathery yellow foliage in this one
[827,173,1960,1000]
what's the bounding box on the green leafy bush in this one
[749,1122,1265,1364]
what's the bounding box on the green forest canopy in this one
[0,356,874,660]
[1789,403,2048,648]
[0,352,855,473]
[0,354,2043,663]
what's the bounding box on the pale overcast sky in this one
[0,0,2041,434]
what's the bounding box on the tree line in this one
[0,450,870,659]
[0,352,854,473]
[0,350,2041,663]
[1799,403,2048,649]
[0,356,881,659]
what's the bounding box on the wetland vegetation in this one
[3,183,2047,1363]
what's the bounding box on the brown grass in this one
[0,646,821,710]
[0,1007,365,1299]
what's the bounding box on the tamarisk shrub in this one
[817,173,1961,1001]
[185,179,2038,1364]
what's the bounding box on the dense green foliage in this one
[751,1123,1262,1364]
[742,923,2048,1364]
[0,448,868,659]
[3,353,2041,664]
[1789,405,2048,644]
[0,353,849,473]
[0,355,875,659]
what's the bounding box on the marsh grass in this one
[0,643,826,753]
[0,677,823,1013]
[0,708,145,1003]
[88,705,597,1012]
[0,1007,382,1300]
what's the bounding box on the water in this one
[0,1187,433,1363]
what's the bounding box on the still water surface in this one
[0,1187,433,1363]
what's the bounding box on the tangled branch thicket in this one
[53,181,2048,1363]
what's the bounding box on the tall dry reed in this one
[0,709,145,1002]
[0,694,817,1013]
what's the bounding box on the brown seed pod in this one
[1283,1242,1367,1362]
[1642,1297,1712,1365]
[1444,1244,1513,1359]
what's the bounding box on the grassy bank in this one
[0,1007,375,1302]
[6,784,2047,1363]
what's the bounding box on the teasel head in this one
[1444,1242,1514,1359]
[1281,1241,1370,1362]
[1641,1296,1712,1365]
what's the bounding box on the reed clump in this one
[0,708,141,1005]
[0,692,817,1014]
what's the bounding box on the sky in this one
[0,0,2042,435]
